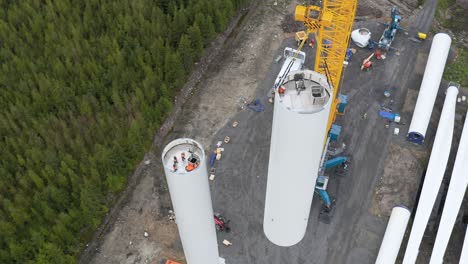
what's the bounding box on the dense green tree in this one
[178,34,193,73]
[35,243,74,264]
[187,24,204,59]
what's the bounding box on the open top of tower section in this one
[162,138,205,174]
[276,70,331,114]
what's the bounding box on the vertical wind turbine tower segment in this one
[403,86,458,264]
[407,33,452,144]
[375,206,411,264]
[264,70,332,247]
[430,109,468,264]
[162,138,220,264]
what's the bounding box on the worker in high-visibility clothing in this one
[185,162,198,172]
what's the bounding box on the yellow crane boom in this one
[295,0,357,135]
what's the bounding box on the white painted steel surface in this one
[460,227,468,264]
[162,138,220,264]
[430,109,468,264]
[376,206,411,264]
[407,33,452,144]
[403,86,459,264]
[264,70,332,247]
[273,48,306,90]
[351,28,371,47]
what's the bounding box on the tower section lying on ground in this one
[403,86,458,264]
[407,33,451,144]
[376,206,411,264]
[430,109,468,264]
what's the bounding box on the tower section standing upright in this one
[162,138,221,264]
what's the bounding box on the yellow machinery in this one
[295,30,308,46]
[417,32,427,40]
[295,1,357,136]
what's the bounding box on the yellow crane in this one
[295,1,357,137]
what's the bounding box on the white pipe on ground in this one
[375,206,411,264]
[402,86,459,264]
[407,33,452,144]
[429,111,468,264]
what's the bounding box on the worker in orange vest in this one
[186,161,198,172]
[278,86,286,94]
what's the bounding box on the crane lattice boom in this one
[295,0,357,134]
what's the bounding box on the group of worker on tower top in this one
[172,151,199,172]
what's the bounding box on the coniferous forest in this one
[0,0,248,262]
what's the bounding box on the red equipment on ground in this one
[214,213,231,232]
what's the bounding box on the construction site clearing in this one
[81,1,468,264]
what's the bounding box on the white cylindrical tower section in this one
[407,33,451,144]
[403,86,458,264]
[375,206,411,264]
[162,138,219,264]
[264,70,332,247]
[430,110,468,264]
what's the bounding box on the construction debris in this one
[222,239,233,246]
[237,96,248,110]
[275,55,282,63]
[144,231,149,238]
[209,167,216,181]
[168,210,176,222]
[216,148,224,160]
[232,121,238,127]
[224,136,231,143]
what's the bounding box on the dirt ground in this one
[79,0,467,263]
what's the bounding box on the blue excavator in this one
[315,156,349,223]
[369,7,402,50]
[379,7,402,50]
